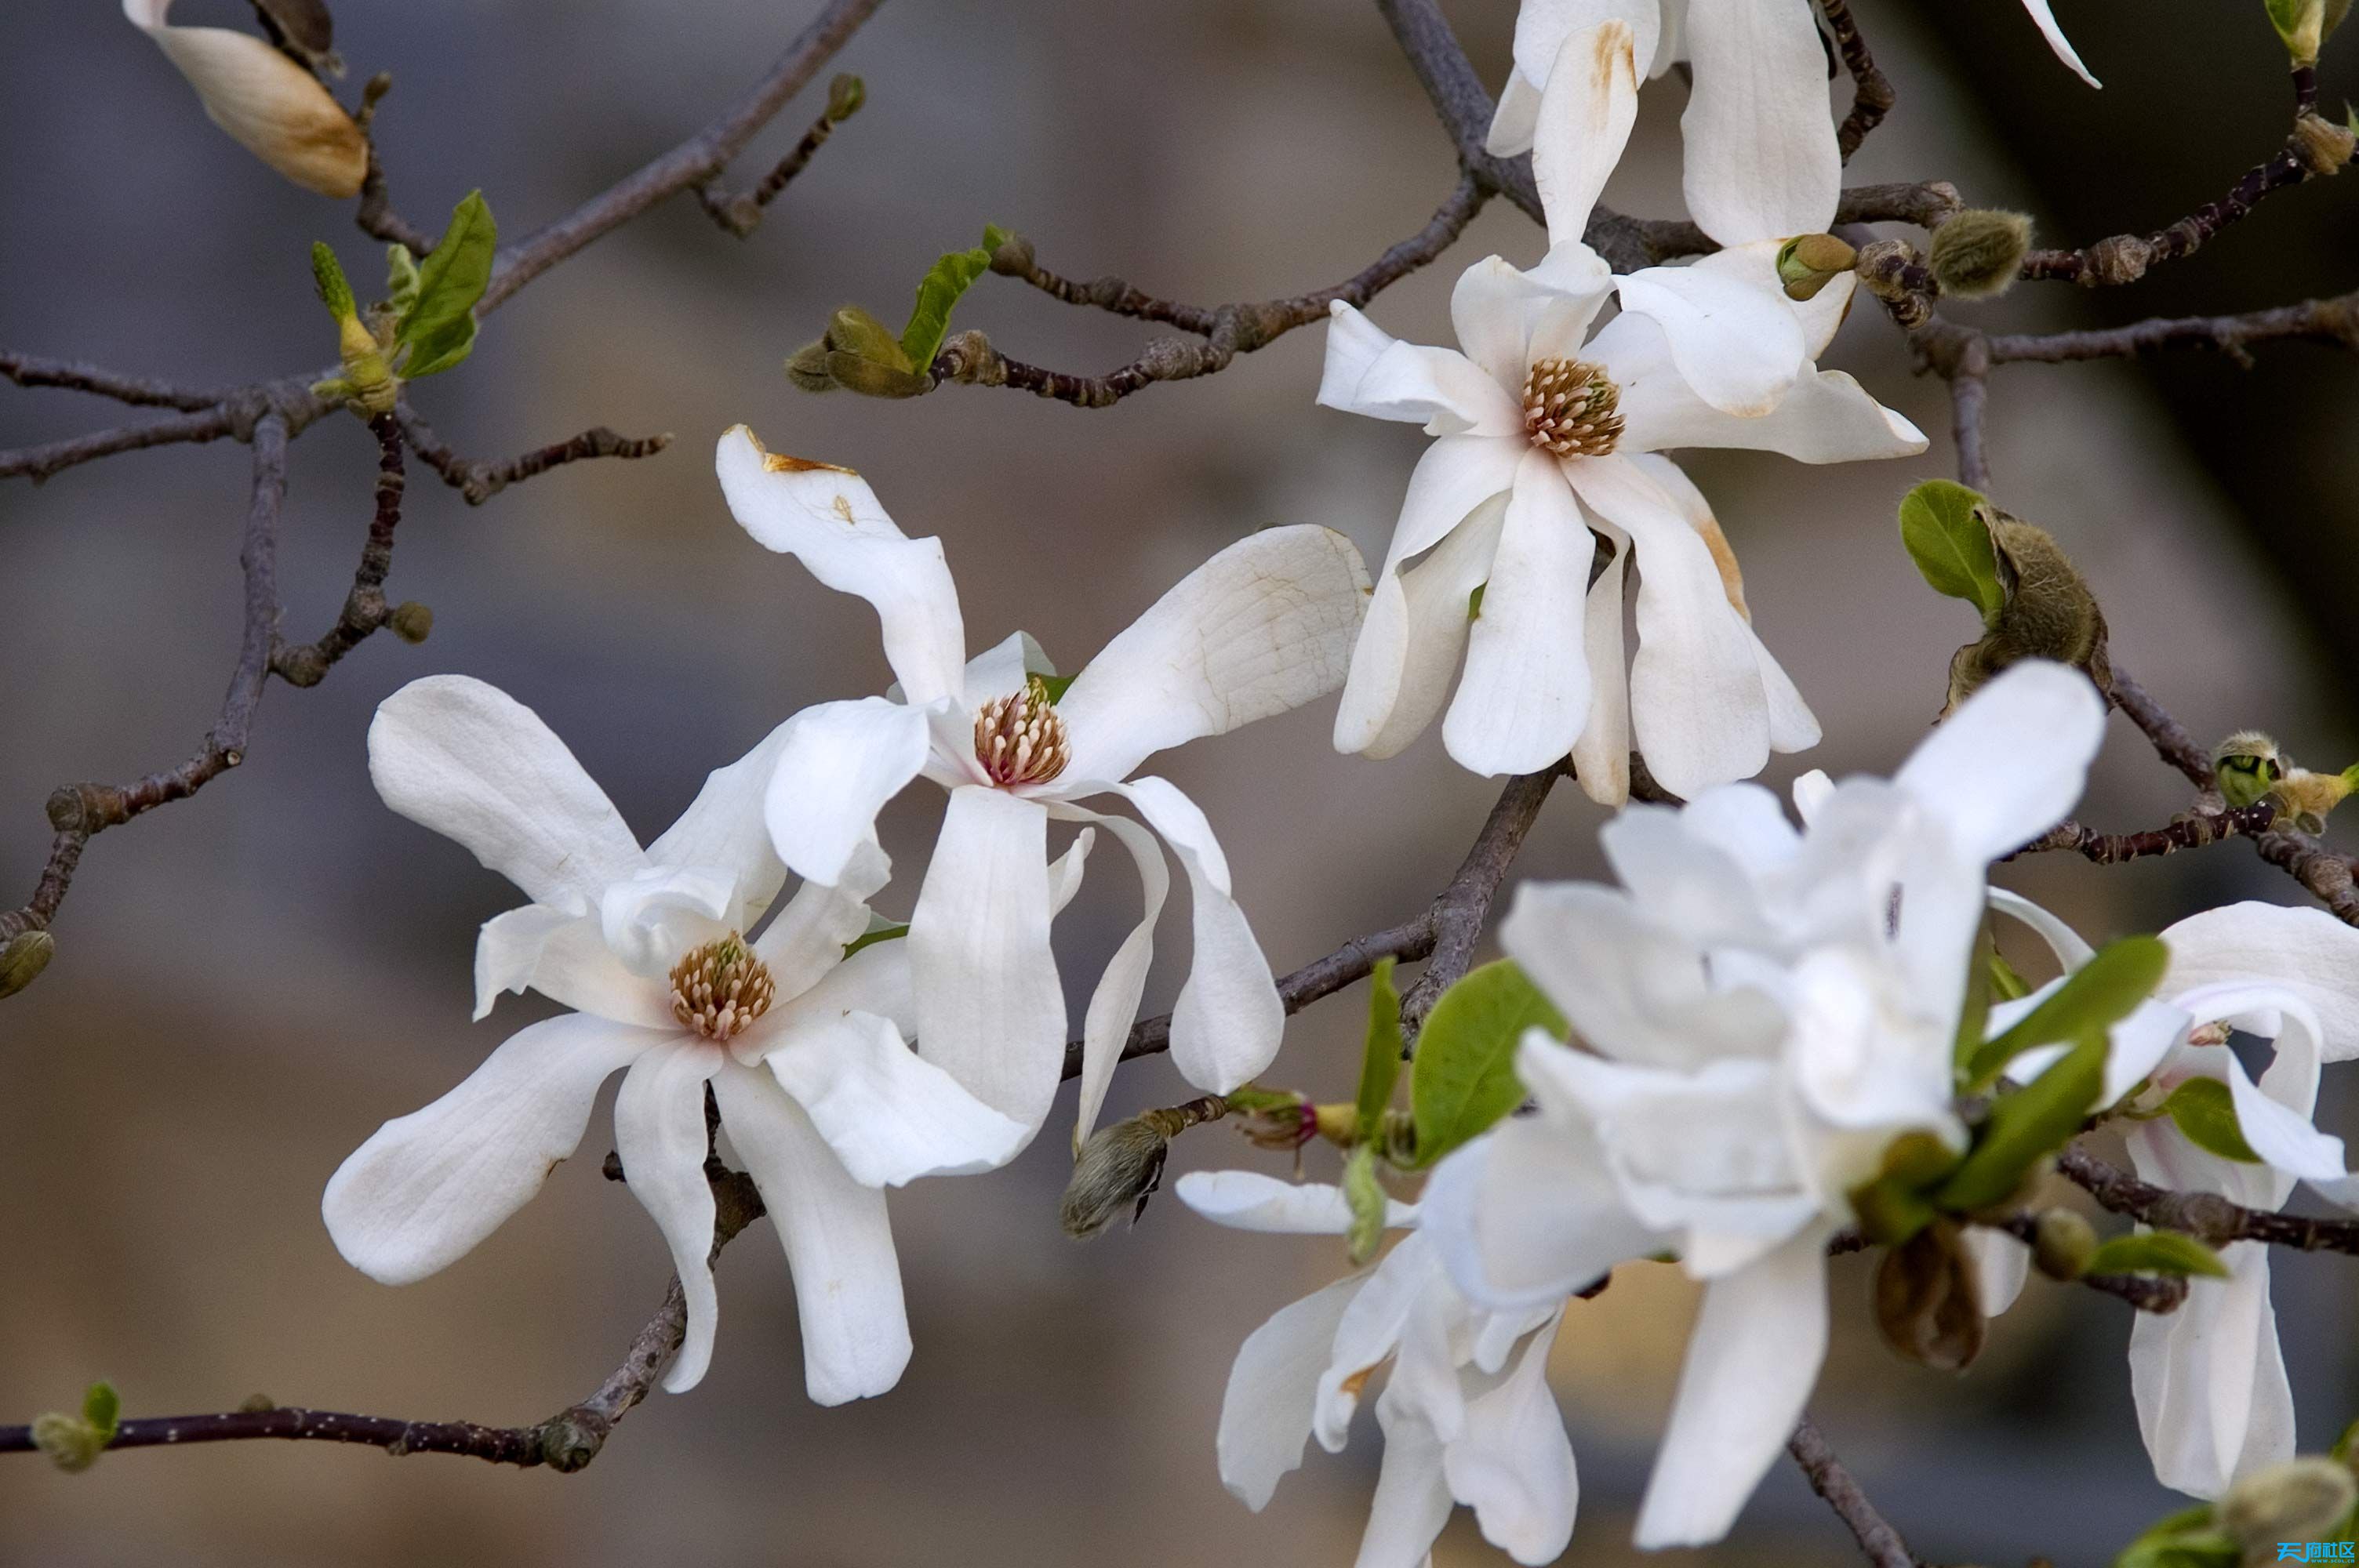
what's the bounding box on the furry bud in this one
[1928,209,2033,299]
[1776,233,1857,301]
[2215,731,2284,808]
[2218,1459,2357,1552]
[1944,510,2111,713]
[2292,111,2357,176]
[1060,1096,1232,1240]
[0,930,55,1000]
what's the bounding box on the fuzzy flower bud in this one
[0,929,56,1000]
[2215,731,2284,808]
[1060,1096,1231,1240]
[1929,209,2034,299]
[2292,111,2358,176]
[2217,1458,2357,1552]
[1775,233,1858,301]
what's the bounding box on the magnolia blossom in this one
[1990,896,2359,1498]
[1176,1171,1576,1568]
[325,676,1035,1403]
[1322,18,1921,799]
[1423,662,2106,1546]
[716,427,1369,1145]
[124,0,367,196]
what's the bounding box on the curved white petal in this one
[2130,1241,2288,1498]
[614,1039,726,1393]
[324,1014,661,1287]
[762,697,932,890]
[2161,902,2359,1062]
[369,676,644,911]
[1446,1316,1579,1566]
[1503,0,1663,123]
[1041,802,1169,1142]
[2020,0,2102,88]
[909,786,1065,1137]
[1894,661,2107,866]
[713,1064,911,1405]
[1529,21,1642,247]
[765,1009,1028,1183]
[473,903,578,1021]
[597,864,736,979]
[961,630,1053,706]
[1354,1396,1456,1568]
[1450,252,1616,390]
[1987,885,2098,971]
[1424,1115,1659,1310]
[1444,453,1595,776]
[645,715,804,927]
[1634,1226,1830,1547]
[1177,1170,1416,1234]
[1615,264,1805,419]
[1055,524,1370,786]
[753,849,893,1001]
[1486,65,1547,158]
[1568,519,1633,804]
[1683,240,1856,361]
[1318,1232,1437,1450]
[1219,1274,1368,1509]
[1966,1229,2030,1317]
[715,428,968,706]
[1592,310,1925,462]
[125,0,366,196]
[1680,0,1841,244]
[765,935,914,1043]
[1318,304,1524,437]
[1342,491,1510,761]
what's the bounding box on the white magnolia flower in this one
[715,427,1370,1146]
[1990,897,2359,1497]
[1176,1171,1576,1568]
[1322,19,1922,799]
[325,675,1033,1403]
[124,0,367,196]
[1423,661,2106,1546]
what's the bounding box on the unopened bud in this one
[1774,233,1857,301]
[989,228,1037,276]
[1928,209,2033,299]
[826,73,866,122]
[2218,1458,2357,1552]
[785,339,836,394]
[2275,765,2354,834]
[1060,1116,1172,1240]
[1874,1220,1988,1372]
[2032,1208,2098,1279]
[1944,512,2110,713]
[0,929,55,999]
[388,601,434,644]
[2292,111,2357,176]
[2265,0,2336,67]
[805,306,930,397]
[311,241,357,321]
[31,1413,108,1472]
[2215,731,2284,808]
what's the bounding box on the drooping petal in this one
[715,427,969,706]
[1988,885,2097,971]
[1177,1170,1416,1235]
[124,0,367,196]
[1568,519,1632,804]
[473,903,578,1020]
[1341,492,1510,760]
[1318,304,1525,437]
[1446,1316,1579,1566]
[1318,1232,1437,1449]
[1894,660,2107,866]
[764,1009,1029,1183]
[909,786,1065,1136]
[1615,264,1806,419]
[1499,0,1663,145]
[2019,0,2103,88]
[761,697,932,889]
[613,1039,727,1392]
[712,1064,912,1405]
[1444,452,1595,776]
[645,715,804,927]
[1040,802,1169,1142]
[2129,1241,2289,1498]
[1634,1226,1831,1548]
[2161,902,2359,1062]
[1486,65,1547,159]
[1054,524,1371,786]
[1593,310,1926,462]
[1529,21,1642,248]
[369,676,645,912]
[1218,1275,1368,1509]
[1679,0,1841,244]
[1354,1395,1457,1568]
[1965,1229,2030,1317]
[1423,1110,1662,1310]
[322,1014,663,1285]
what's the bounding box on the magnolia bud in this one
[2215,731,2284,808]
[1928,209,2033,299]
[989,229,1037,276]
[1944,511,2111,713]
[1060,1118,1172,1240]
[0,930,55,1000]
[2275,765,2354,834]
[2265,0,2337,66]
[124,0,367,197]
[2292,111,2358,176]
[2032,1208,2097,1279]
[1874,1220,1987,1372]
[784,339,836,394]
[809,307,930,397]
[30,1413,108,1473]
[387,601,434,644]
[2218,1459,2357,1552]
[1776,233,1856,301]
[826,72,866,122]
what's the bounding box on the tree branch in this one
[1817,0,1894,163]
[271,413,409,687]
[0,406,240,484]
[398,407,672,505]
[1986,289,2359,366]
[2059,1146,2359,1256]
[1,350,232,412]
[2007,802,2281,864]
[2019,128,2330,287]
[1787,1416,1920,1568]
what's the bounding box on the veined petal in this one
[1594,310,1925,462]
[1177,1170,1416,1234]
[1444,453,1595,776]
[1634,1226,1831,1547]
[1529,21,1642,248]
[614,1039,726,1393]
[125,0,366,196]
[2161,902,2359,1063]
[765,1009,1028,1182]
[1680,0,1841,244]
[1055,524,1370,786]
[2020,0,2102,88]
[715,427,968,706]
[1894,660,2106,866]
[369,676,644,911]
[1568,520,1632,804]
[645,715,804,927]
[322,1014,662,1285]
[2130,1241,2288,1498]
[1451,253,1616,394]
[1446,1316,1579,1566]
[1219,1274,1367,1509]
[1042,802,1169,1142]
[1354,1396,1456,1568]
[493,914,674,1029]
[762,697,932,889]
[1339,491,1510,760]
[1614,265,1806,419]
[713,1064,911,1405]
[910,786,1065,1136]
[1318,304,1524,436]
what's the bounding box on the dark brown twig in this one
[1986,289,2359,366]
[2008,802,2281,864]
[2059,1147,2359,1257]
[2019,135,2325,287]
[1817,0,1895,162]
[696,79,860,238]
[399,407,672,505]
[1787,1416,1920,1568]
[271,414,407,686]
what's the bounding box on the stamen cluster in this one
[973,677,1070,786]
[1521,358,1623,458]
[668,935,775,1042]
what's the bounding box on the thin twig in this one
[2059,1146,2359,1256]
[399,407,671,505]
[271,413,407,686]
[0,350,231,412]
[1817,0,1895,162]
[1787,1416,1920,1568]
[2007,802,2280,864]
[696,79,860,238]
[1987,289,2359,366]
[2106,666,2216,789]
[1398,764,1564,1033]
[2019,133,2327,287]
[0,407,239,483]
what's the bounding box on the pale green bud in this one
[826,73,866,122]
[2218,1458,2357,1552]
[1928,209,2033,299]
[2033,1208,2098,1279]
[1775,233,1857,301]
[0,929,55,1000]
[2215,731,2284,808]
[388,601,434,644]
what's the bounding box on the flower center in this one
[1521,358,1623,458]
[972,676,1070,786]
[668,934,774,1042]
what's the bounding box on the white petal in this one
[1446,1316,1579,1566]
[597,864,736,978]
[1679,0,1841,244]
[472,903,578,1021]
[1040,802,1169,1142]
[713,1064,911,1405]
[1594,310,1926,462]
[2130,1241,2288,1498]
[613,1039,726,1393]
[1791,768,1834,826]
[369,676,645,911]
[1055,524,1370,786]
[2019,0,2103,87]
[487,914,672,1029]
[1354,1397,1456,1568]
[765,1009,1028,1183]
[1318,304,1524,437]
[2172,980,2346,1182]
[1987,885,2098,971]
[125,0,366,196]
[1444,453,1595,776]
[645,715,804,927]
[1569,455,1769,798]
[1450,252,1616,390]
[1894,661,2107,866]
[322,1014,658,1284]
[1681,240,1856,361]
[1529,21,1642,247]
[1965,1229,2030,1318]
[1634,1227,1830,1547]
[1615,264,1806,419]
[1114,779,1285,1095]
[1050,825,1095,913]
[762,696,932,891]
[1486,65,1546,158]
[1568,520,1633,804]
[960,630,1052,706]
[1340,491,1510,760]
[715,428,969,706]
[2161,902,2359,1062]
[1319,1232,1437,1450]
[1219,1275,1368,1510]
[1424,1113,1661,1311]
[1177,1170,1416,1235]
[909,786,1065,1136]
[1506,0,1663,108]
[765,934,914,1044]
[754,851,894,1002]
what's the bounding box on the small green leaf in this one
[311,241,355,321]
[1937,1029,2107,1212]
[398,191,497,380]
[80,1382,119,1440]
[1467,583,1486,620]
[841,923,909,960]
[2333,1416,2359,1466]
[2113,1504,2237,1568]
[1897,479,2007,625]
[2263,0,2326,61]
[2161,1077,2263,1163]
[1408,960,1565,1169]
[1961,934,2168,1093]
[1355,958,1405,1141]
[1034,671,1076,702]
[1343,1142,1386,1265]
[899,237,997,368]
[1990,948,2030,1002]
[2083,1230,2231,1279]
[1850,1175,1936,1246]
[385,243,420,321]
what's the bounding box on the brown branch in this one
[1945,328,1992,490]
[1,350,231,412]
[696,74,863,238]
[1817,0,1895,163]
[1986,289,2359,366]
[0,406,240,483]
[1983,1213,2190,1314]
[2106,666,2216,789]
[1398,764,1565,1033]
[2059,1146,2359,1257]
[398,407,671,505]
[2007,802,2281,864]
[2253,826,2359,926]
[1787,1416,1920,1568]
[2019,128,2328,287]
[271,414,408,687]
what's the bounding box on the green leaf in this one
[1034,671,1076,702]
[841,923,909,960]
[80,1382,119,1440]
[2083,1230,2231,1279]
[385,243,420,321]
[2332,1417,2359,1467]
[397,191,497,380]
[899,236,998,368]
[1408,960,1565,1169]
[1897,479,2007,625]
[1936,1029,2107,1212]
[1467,583,1486,620]
[1343,1142,1386,1265]
[1355,958,1405,1141]
[1954,920,1996,1073]
[1850,1175,1936,1247]
[2113,1504,2237,1568]
[311,241,355,321]
[2161,1077,2263,1163]
[1990,947,2030,1002]
[2263,0,2325,59]
[1960,934,2168,1094]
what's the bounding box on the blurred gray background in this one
[4,2,2356,1563]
